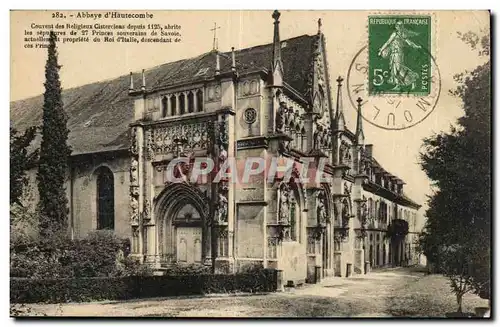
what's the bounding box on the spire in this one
[317,18,322,34]
[231,47,236,72]
[129,72,134,92]
[215,51,220,76]
[271,10,283,87]
[355,97,365,145]
[141,69,146,91]
[210,22,221,51]
[334,76,345,130]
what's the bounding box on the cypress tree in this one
[37,31,72,237]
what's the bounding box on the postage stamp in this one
[368,15,432,96]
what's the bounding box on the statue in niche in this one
[341,199,350,228]
[360,199,368,227]
[217,193,228,223]
[130,158,138,186]
[278,184,291,224]
[276,102,287,133]
[339,141,348,164]
[143,200,150,221]
[219,144,228,164]
[317,191,327,224]
[313,125,323,150]
[130,196,139,224]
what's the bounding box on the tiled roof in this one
[10,34,316,155]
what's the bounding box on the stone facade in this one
[14,11,422,284]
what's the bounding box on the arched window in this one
[368,198,373,219]
[179,93,186,115]
[96,166,114,230]
[170,96,177,116]
[196,90,204,112]
[187,91,194,113]
[161,96,168,117]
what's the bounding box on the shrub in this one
[160,263,211,276]
[11,269,279,303]
[10,230,141,278]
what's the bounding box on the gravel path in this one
[12,267,488,318]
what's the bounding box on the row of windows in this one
[365,198,417,228]
[160,90,204,118]
[372,174,403,194]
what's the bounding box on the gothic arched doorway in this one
[155,183,209,265]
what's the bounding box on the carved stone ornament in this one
[316,190,328,225]
[339,141,349,164]
[130,195,139,226]
[129,127,138,155]
[276,101,287,134]
[130,157,139,187]
[148,122,212,157]
[143,199,151,221]
[344,182,350,195]
[145,129,154,160]
[244,107,257,124]
[341,199,350,229]
[217,193,228,223]
[278,183,292,225]
[313,124,323,150]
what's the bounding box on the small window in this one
[196,90,203,112]
[161,97,168,117]
[187,92,194,113]
[179,93,186,115]
[170,96,177,115]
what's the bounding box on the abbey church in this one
[10,11,422,284]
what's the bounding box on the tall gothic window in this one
[96,166,114,230]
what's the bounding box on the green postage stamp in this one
[368,15,431,95]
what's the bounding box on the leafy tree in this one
[419,30,490,308]
[36,31,72,237]
[10,126,38,207]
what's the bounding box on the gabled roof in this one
[10,34,316,155]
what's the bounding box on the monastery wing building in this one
[11,11,422,284]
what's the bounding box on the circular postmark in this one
[347,45,441,130]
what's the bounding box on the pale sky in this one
[10,10,489,216]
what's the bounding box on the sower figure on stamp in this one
[378,21,422,91]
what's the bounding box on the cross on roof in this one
[210,22,221,50]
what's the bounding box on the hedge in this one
[11,269,278,303]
